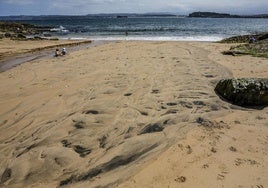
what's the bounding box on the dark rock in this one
[0,21,52,40]
[49,37,59,41]
[211,147,217,153]
[220,34,253,43]
[220,32,268,44]
[215,78,268,106]
[193,100,206,106]
[73,120,85,129]
[124,93,132,96]
[61,139,72,147]
[140,111,148,116]
[98,135,107,148]
[151,89,160,94]
[17,33,26,38]
[258,33,268,41]
[43,33,52,37]
[4,32,12,38]
[33,36,46,40]
[174,176,187,183]
[166,102,177,106]
[73,145,91,157]
[83,110,99,115]
[139,123,164,135]
[229,146,237,152]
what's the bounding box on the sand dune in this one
[0,40,267,188]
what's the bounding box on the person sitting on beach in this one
[55,49,61,57]
[249,36,256,43]
[61,48,67,55]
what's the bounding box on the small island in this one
[189,12,268,18]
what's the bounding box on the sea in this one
[9,16,268,41]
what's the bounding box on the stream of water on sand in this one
[0,40,108,72]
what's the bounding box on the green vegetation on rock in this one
[0,21,52,40]
[215,78,268,107]
[221,32,268,58]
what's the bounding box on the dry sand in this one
[0,40,267,188]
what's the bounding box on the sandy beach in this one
[0,39,267,188]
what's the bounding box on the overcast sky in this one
[0,0,267,16]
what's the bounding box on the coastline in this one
[0,39,267,188]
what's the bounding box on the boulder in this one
[220,32,268,44]
[4,32,12,38]
[43,33,52,37]
[215,78,268,106]
[17,33,26,39]
[138,123,164,135]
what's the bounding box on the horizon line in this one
[1,11,268,17]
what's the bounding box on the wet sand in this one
[0,39,94,72]
[0,40,267,188]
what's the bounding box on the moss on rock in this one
[215,78,268,106]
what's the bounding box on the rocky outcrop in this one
[221,32,268,58]
[220,32,268,43]
[0,21,52,40]
[215,78,268,106]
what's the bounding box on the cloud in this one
[0,0,267,15]
[49,0,142,14]
[3,0,34,5]
[47,0,268,14]
[177,0,268,14]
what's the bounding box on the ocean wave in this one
[68,27,198,33]
[60,35,224,42]
[50,25,69,33]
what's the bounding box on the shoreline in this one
[56,36,225,42]
[0,40,267,188]
[0,38,217,73]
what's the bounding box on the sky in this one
[0,0,267,16]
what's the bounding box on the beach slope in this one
[0,40,267,188]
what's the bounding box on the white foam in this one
[61,35,224,42]
[50,26,69,33]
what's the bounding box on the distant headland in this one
[188,12,268,18]
[0,12,268,20]
[0,13,182,21]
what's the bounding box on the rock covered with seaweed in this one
[221,32,268,58]
[0,21,52,40]
[215,78,268,106]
